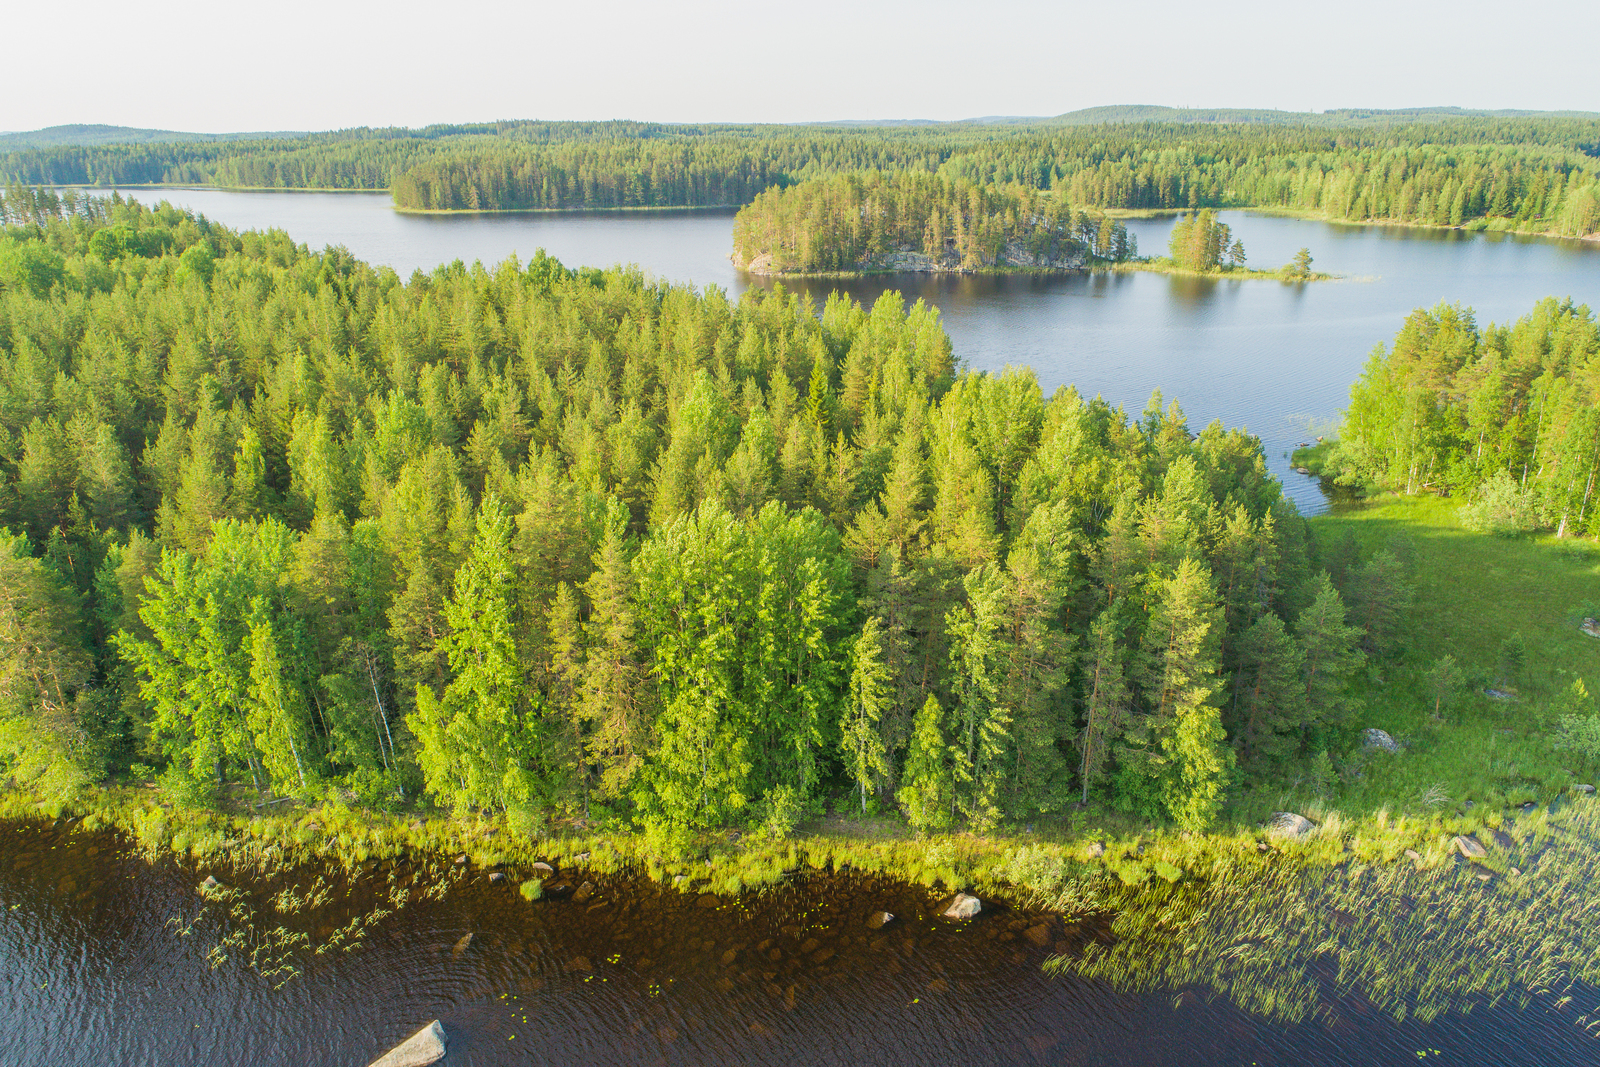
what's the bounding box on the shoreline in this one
[737,258,1342,282]
[5,777,1581,911]
[39,185,1599,242]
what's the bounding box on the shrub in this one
[1459,471,1539,535]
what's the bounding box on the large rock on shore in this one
[943,893,982,920]
[1266,812,1316,838]
[367,1020,446,1067]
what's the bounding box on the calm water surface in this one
[3,818,1595,1067]
[111,189,1600,515]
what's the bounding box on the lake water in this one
[109,188,1600,515]
[4,817,1597,1067]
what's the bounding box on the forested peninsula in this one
[730,173,1135,274]
[1,186,1598,921]
[5,114,1600,240]
[0,186,1380,836]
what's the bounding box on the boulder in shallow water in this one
[866,910,894,930]
[1362,728,1402,753]
[1453,835,1487,860]
[1266,812,1316,838]
[488,871,506,884]
[367,1020,446,1067]
[199,875,222,895]
[943,893,981,920]
[531,861,555,877]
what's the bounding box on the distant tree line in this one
[2,192,1420,839]
[3,118,1598,236]
[731,172,1134,273]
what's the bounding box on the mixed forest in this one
[0,187,1428,844]
[1328,298,1600,537]
[3,116,1599,238]
[730,173,1136,273]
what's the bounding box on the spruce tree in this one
[897,694,953,832]
[841,615,893,813]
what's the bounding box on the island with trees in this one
[730,172,1135,275]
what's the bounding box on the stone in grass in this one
[943,893,982,920]
[1362,728,1403,753]
[1453,835,1488,860]
[1575,784,1597,795]
[1580,617,1600,639]
[198,875,222,895]
[367,1020,446,1067]
[1266,812,1316,838]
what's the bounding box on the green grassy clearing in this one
[1298,495,1600,821]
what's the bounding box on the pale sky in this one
[3,0,1597,132]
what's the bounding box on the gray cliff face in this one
[737,239,1087,275]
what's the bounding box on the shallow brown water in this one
[0,818,1595,1066]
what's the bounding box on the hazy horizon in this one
[3,0,1597,133]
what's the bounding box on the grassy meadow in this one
[1302,494,1600,818]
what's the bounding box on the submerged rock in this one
[866,910,894,930]
[1266,812,1316,838]
[943,893,982,920]
[572,881,596,904]
[1362,728,1403,753]
[452,932,473,955]
[1454,835,1488,860]
[367,1020,446,1067]
[1024,924,1052,947]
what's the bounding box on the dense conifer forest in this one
[0,187,1454,843]
[730,173,1135,273]
[4,116,1599,237]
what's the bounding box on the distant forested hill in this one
[0,125,304,150]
